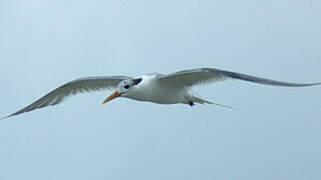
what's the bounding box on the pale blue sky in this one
[0,0,321,180]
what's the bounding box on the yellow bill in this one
[102,91,122,104]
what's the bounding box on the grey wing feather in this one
[159,68,321,87]
[2,76,129,119]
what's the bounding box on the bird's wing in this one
[158,68,321,87]
[2,76,130,119]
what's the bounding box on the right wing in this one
[2,76,130,119]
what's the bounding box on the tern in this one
[1,68,320,120]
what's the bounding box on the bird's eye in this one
[124,85,130,89]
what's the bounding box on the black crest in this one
[133,78,142,85]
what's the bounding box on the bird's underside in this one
[1,68,320,120]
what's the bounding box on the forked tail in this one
[191,95,234,109]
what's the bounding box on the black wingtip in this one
[218,69,321,87]
[0,115,10,121]
[0,112,20,121]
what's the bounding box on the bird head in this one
[102,78,142,104]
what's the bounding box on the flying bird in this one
[1,68,320,120]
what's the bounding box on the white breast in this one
[123,74,188,104]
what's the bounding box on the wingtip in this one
[0,113,16,121]
[0,116,9,121]
[301,82,321,87]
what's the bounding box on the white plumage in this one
[2,68,320,119]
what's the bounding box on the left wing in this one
[158,68,321,87]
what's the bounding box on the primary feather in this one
[2,76,129,119]
[159,68,321,87]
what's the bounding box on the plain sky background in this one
[0,0,320,179]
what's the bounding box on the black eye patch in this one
[124,85,130,89]
[133,78,142,85]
